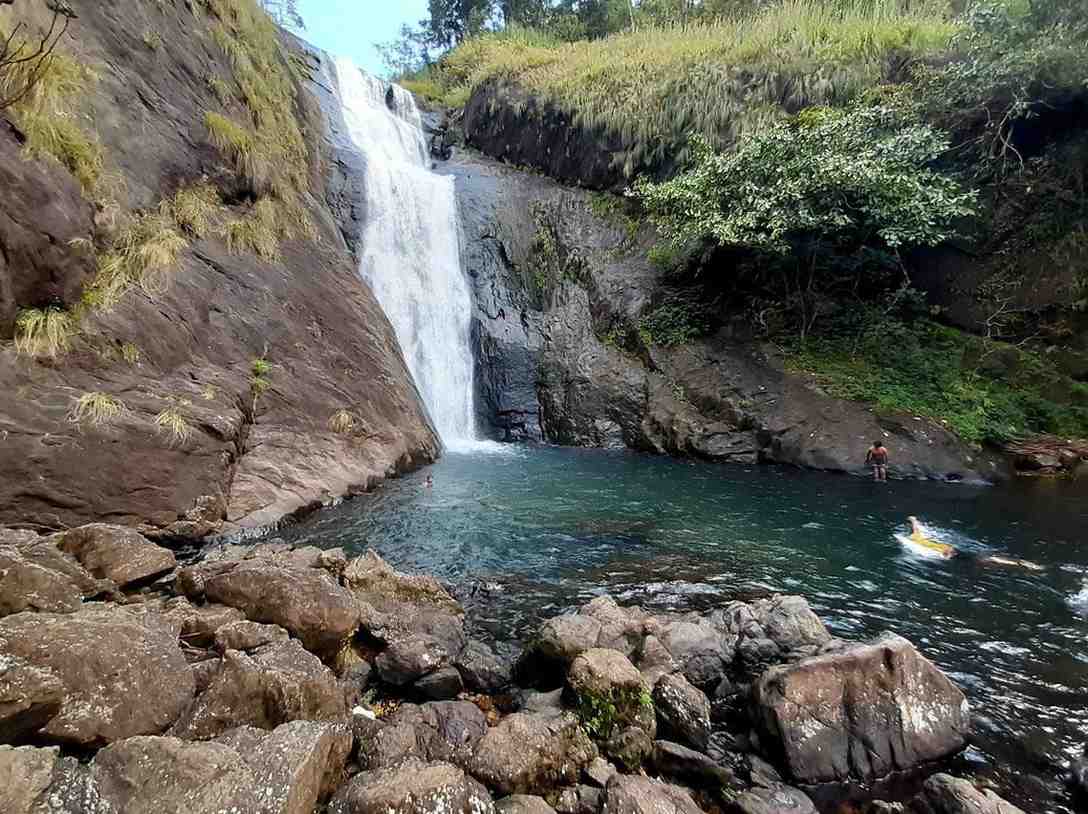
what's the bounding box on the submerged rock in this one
[0,606,194,746]
[330,757,494,814]
[753,633,969,783]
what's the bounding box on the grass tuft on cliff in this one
[68,392,126,427]
[155,406,193,445]
[437,0,957,176]
[0,33,103,194]
[163,182,221,239]
[86,214,188,310]
[198,0,313,256]
[13,306,76,357]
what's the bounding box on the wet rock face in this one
[753,633,970,783]
[652,673,711,752]
[0,606,195,746]
[449,149,1008,481]
[567,648,655,743]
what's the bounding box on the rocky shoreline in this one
[2,522,1069,814]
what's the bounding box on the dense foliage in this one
[633,105,976,336]
[785,313,1088,445]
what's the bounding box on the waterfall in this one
[332,57,477,444]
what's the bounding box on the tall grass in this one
[13,307,76,357]
[439,0,958,176]
[0,32,103,194]
[198,0,313,254]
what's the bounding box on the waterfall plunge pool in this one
[281,444,1088,811]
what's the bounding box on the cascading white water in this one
[333,57,476,443]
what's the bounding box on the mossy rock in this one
[567,648,655,742]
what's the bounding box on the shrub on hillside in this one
[633,105,976,338]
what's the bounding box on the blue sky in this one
[296,0,429,77]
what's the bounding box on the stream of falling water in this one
[333,58,477,444]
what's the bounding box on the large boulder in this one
[471,712,597,795]
[92,736,257,813]
[497,795,559,814]
[456,638,512,692]
[0,547,84,616]
[376,633,451,686]
[53,524,175,588]
[329,757,494,814]
[652,672,711,751]
[727,784,817,814]
[753,633,969,783]
[568,648,655,742]
[199,561,360,657]
[363,701,488,770]
[908,774,1025,814]
[752,596,831,656]
[599,774,703,814]
[0,655,65,743]
[343,552,465,656]
[216,720,353,814]
[0,744,60,814]
[0,606,194,746]
[171,639,346,740]
[656,619,730,691]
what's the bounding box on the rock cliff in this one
[451,149,1007,480]
[0,0,438,536]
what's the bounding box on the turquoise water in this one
[283,446,1088,808]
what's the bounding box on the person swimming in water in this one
[424,475,434,488]
[904,516,1043,570]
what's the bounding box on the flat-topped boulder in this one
[0,606,194,746]
[92,736,257,813]
[197,561,360,658]
[53,524,176,588]
[753,633,969,783]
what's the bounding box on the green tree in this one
[634,105,978,338]
[375,23,432,78]
[426,0,495,46]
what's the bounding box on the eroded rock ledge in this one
[0,523,1028,814]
